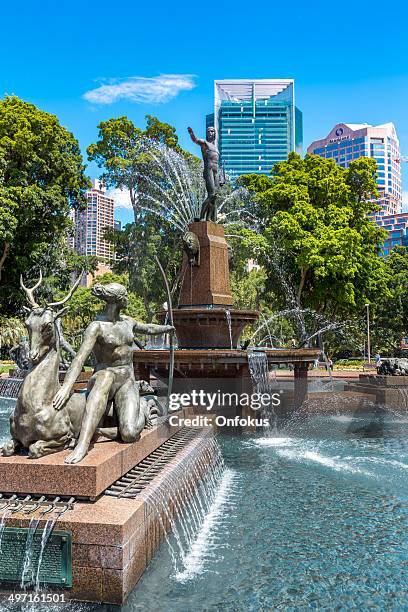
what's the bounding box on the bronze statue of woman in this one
[53,283,174,464]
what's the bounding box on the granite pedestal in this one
[348,374,408,411]
[1,430,211,604]
[178,220,232,307]
[0,410,212,604]
[0,416,187,500]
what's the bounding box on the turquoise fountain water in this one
[1,401,408,611]
[120,415,408,611]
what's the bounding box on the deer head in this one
[20,272,81,364]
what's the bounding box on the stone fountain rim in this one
[158,308,259,317]
[133,348,320,360]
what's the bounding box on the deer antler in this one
[47,273,82,308]
[20,271,43,309]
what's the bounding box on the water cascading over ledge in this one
[136,430,233,581]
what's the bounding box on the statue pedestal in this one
[158,220,258,348]
[0,415,186,500]
[178,221,232,307]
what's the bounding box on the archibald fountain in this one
[0,126,318,604]
[134,127,319,410]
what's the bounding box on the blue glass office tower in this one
[207,80,302,180]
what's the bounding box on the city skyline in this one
[2,0,408,226]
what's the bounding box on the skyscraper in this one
[75,180,115,260]
[375,212,408,256]
[307,123,402,216]
[208,79,302,180]
[66,209,76,251]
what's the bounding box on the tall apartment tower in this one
[208,79,303,180]
[75,180,115,260]
[308,123,402,216]
[66,209,76,250]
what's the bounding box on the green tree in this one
[58,272,147,342]
[105,220,183,321]
[0,316,26,350]
[237,153,388,321]
[144,114,181,150]
[87,116,143,213]
[0,96,89,313]
[230,268,266,310]
[370,246,408,355]
[89,115,201,317]
[87,114,194,216]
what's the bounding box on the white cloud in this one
[83,74,196,105]
[108,188,133,210]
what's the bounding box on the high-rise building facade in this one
[66,209,76,250]
[75,180,115,260]
[376,212,408,256]
[208,79,302,180]
[308,123,402,216]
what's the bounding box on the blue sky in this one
[2,0,408,225]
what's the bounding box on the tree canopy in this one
[236,153,388,321]
[370,246,408,354]
[87,114,196,216]
[0,96,90,313]
[88,115,201,318]
[104,221,183,321]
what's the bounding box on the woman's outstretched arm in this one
[133,321,175,336]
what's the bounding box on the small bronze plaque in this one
[0,528,72,587]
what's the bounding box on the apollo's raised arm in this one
[187,127,204,145]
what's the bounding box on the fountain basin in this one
[134,348,319,378]
[159,308,259,349]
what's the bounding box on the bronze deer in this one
[1,273,86,458]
